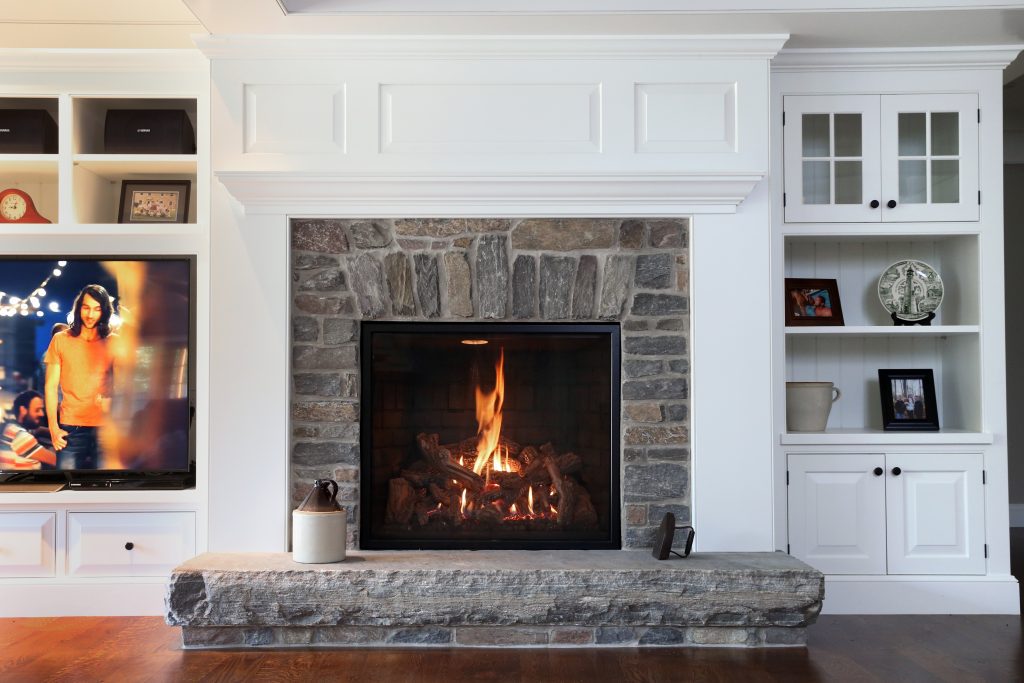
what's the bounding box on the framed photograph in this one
[785,278,844,326]
[878,369,940,431]
[118,180,190,224]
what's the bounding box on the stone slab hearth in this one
[166,551,824,648]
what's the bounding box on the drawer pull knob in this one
[891,467,902,476]
[873,467,884,476]
[124,542,134,551]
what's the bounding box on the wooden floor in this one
[0,614,1021,682]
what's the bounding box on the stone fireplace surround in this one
[290,216,691,549]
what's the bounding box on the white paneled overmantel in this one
[198,34,786,215]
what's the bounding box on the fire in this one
[528,486,534,515]
[471,348,505,475]
[460,488,467,516]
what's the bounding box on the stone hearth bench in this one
[165,551,824,648]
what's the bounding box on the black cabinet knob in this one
[125,542,134,551]
[891,467,902,476]
[870,200,880,208]
[873,467,884,476]
[886,200,897,209]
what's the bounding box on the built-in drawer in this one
[67,511,195,577]
[0,512,57,578]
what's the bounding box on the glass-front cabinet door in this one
[783,95,882,223]
[880,94,979,222]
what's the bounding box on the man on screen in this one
[45,284,116,469]
[0,391,57,470]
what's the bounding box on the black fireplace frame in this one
[359,321,622,550]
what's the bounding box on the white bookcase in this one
[771,48,1019,614]
[0,49,209,617]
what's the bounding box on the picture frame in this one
[878,369,940,431]
[118,180,190,224]
[784,277,844,326]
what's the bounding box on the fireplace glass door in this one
[360,322,620,549]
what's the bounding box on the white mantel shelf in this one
[780,429,995,446]
[215,171,765,216]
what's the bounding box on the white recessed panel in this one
[380,83,601,154]
[244,84,346,154]
[636,82,736,154]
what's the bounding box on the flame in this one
[550,503,558,517]
[460,488,467,516]
[472,348,505,475]
[528,486,534,515]
[510,503,518,514]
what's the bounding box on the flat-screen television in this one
[0,256,195,486]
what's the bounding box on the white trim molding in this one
[773,46,1023,72]
[214,171,764,216]
[194,34,789,61]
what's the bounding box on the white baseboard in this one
[1011,504,1024,527]
[0,581,168,617]
[822,576,1020,615]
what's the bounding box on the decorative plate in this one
[877,259,944,322]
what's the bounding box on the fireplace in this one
[290,217,689,551]
[360,322,621,549]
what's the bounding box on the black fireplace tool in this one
[651,512,694,560]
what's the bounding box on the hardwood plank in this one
[0,616,1020,682]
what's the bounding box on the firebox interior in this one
[360,322,620,549]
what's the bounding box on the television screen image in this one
[0,257,194,474]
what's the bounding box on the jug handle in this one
[325,479,339,502]
[832,387,842,403]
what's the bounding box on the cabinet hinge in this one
[984,544,988,558]
[978,108,981,123]
[783,111,786,126]
[783,192,787,207]
[979,190,982,205]
[787,544,791,554]
[786,471,790,485]
[983,470,987,484]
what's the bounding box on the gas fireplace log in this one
[386,478,417,525]
[573,488,598,527]
[428,482,448,503]
[518,445,539,468]
[443,435,523,462]
[557,453,582,476]
[417,433,485,492]
[557,478,579,527]
[413,500,433,526]
[401,469,433,489]
[448,493,463,525]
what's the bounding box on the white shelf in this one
[0,155,58,179]
[0,489,200,506]
[780,429,993,446]
[782,223,981,238]
[0,221,201,236]
[73,155,197,180]
[785,325,979,337]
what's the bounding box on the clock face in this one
[0,193,27,221]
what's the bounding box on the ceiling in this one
[3,1,1024,51]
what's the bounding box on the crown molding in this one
[214,171,764,216]
[193,34,789,61]
[772,45,1024,72]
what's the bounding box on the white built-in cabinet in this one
[783,93,979,223]
[0,50,208,617]
[772,49,1017,613]
[788,452,986,576]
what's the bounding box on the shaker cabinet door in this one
[885,453,986,575]
[787,453,887,575]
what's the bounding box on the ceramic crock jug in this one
[292,479,347,563]
[785,381,841,432]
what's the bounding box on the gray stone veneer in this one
[290,218,690,548]
[167,551,824,649]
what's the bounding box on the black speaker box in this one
[0,110,58,154]
[104,109,196,154]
